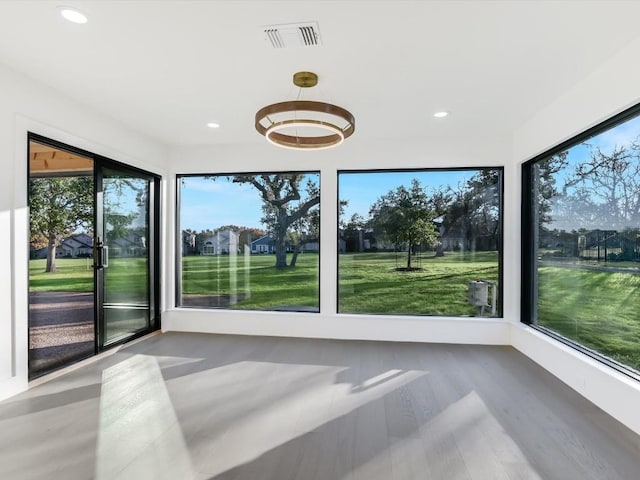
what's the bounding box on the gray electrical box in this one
[468,280,488,307]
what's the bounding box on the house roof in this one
[251,235,273,245]
[61,234,92,249]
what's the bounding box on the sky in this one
[179,113,640,234]
[561,115,640,173]
[179,170,489,232]
[545,114,640,231]
[339,170,485,222]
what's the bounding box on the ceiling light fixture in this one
[255,72,355,150]
[433,111,449,118]
[59,7,88,24]
[207,122,220,129]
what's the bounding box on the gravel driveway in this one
[29,291,95,377]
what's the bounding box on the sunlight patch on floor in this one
[195,365,427,477]
[391,390,543,480]
[95,354,194,480]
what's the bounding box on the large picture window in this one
[522,106,640,377]
[338,168,502,316]
[177,172,320,312]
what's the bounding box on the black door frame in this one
[27,132,161,376]
[95,158,161,350]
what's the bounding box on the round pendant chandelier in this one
[255,72,355,150]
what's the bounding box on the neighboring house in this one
[201,229,238,255]
[250,234,312,254]
[250,234,274,254]
[59,233,93,257]
[30,232,94,259]
[109,233,146,257]
[182,230,197,255]
[300,240,319,253]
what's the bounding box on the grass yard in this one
[31,254,640,372]
[29,258,93,292]
[538,266,640,371]
[181,253,319,310]
[29,257,148,298]
[339,251,499,316]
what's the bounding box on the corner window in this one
[338,168,502,316]
[522,105,640,378]
[177,172,320,312]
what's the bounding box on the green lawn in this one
[538,266,640,371]
[181,251,500,315]
[29,258,93,292]
[339,251,499,316]
[29,257,147,299]
[30,254,640,372]
[181,253,319,310]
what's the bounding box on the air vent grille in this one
[263,22,322,49]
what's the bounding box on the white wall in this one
[0,62,168,401]
[3,30,640,438]
[165,134,513,345]
[512,36,640,435]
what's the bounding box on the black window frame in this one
[337,167,504,317]
[175,170,321,312]
[521,102,640,382]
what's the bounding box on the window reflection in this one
[338,169,502,317]
[177,173,320,312]
[528,113,640,374]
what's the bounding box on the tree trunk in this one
[274,216,289,268]
[46,234,57,273]
[290,244,301,267]
[406,247,412,269]
[435,244,445,257]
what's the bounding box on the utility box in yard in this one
[468,279,497,317]
[468,280,488,307]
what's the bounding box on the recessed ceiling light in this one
[207,123,220,129]
[433,111,449,118]
[59,7,88,24]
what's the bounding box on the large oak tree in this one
[233,174,319,268]
[369,179,438,270]
[29,176,93,272]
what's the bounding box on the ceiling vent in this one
[263,22,322,49]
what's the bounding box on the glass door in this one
[27,138,96,379]
[96,162,159,348]
[27,133,161,378]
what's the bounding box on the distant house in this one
[201,229,238,255]
[109,236,140,257]
[250,234,274,254]
[300,240,319,253]
[59,233,93,257]
[250,234,316,254]
[182,230,197,255]
[31,232,94,259]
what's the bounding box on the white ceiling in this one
[1,1,639,148]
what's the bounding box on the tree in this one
[105,212,136,240]
[560,142,640,230]
[29,176,93,272]
[232,174,320,268]
[342,213,366,252]
[369,179,438,270]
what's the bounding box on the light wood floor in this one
[1,332,639,480]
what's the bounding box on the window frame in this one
[521,102,640,382]
[337,167,504,317]
[175,170,321,312]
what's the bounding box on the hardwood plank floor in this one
[0,332,639,480]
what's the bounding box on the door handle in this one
[94,238,106,269]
